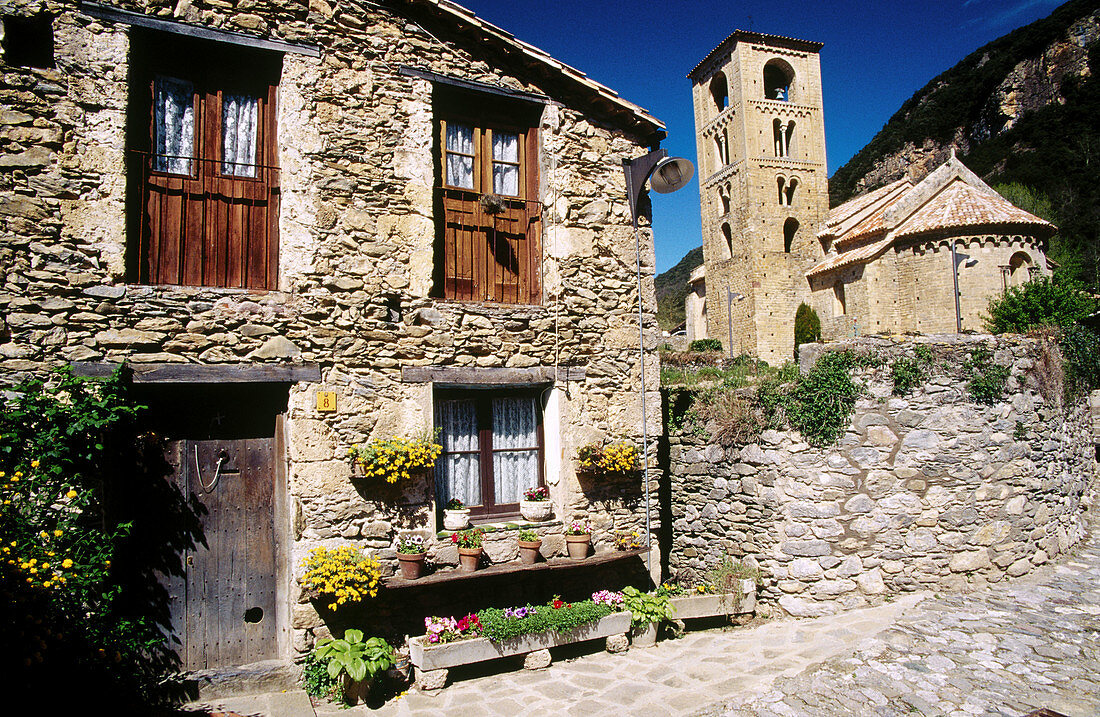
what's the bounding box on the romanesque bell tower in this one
[689,32,829,364]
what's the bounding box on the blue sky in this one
[458,0,1066,272]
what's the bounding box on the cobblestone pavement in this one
[708,532,1100,717]
[322,525,1100,717]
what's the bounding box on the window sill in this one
[383,548,647,589]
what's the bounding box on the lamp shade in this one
[649,157,695,194]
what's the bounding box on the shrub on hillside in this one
[689,338,723,352]
[984,274,1096,334]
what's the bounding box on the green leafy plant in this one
[476,598,617,643]
[984,274,1097,334]
[313,629,394,686]
[966,346,1010,405]
[705,555,762,613]
[793,302,822,357]
[890,357,925,395]
[301,650,340,701]
[0,367,171,704]
[518,528,538,542]
[621,586,675,626]
[784,352,863,446]
[451,527,484,548]
[689,338,723,352]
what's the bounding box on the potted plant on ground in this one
[519,485,552,521]
[396,533,426,580]
[452,527,484,571]
[517,527,542,565]
[621,586,674,648]
[443,497,471,530]
[563,519,592,559]
[312,629,395,706]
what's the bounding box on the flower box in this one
[409,611,631,672]
[669,580,757,619]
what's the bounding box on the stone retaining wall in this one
[665,335,1095,617]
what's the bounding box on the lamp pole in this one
[622,149,694,576]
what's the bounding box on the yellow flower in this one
[65,490,78,499]
[53,530,62,537]
[62,559,73,568]
[30,461,39,468]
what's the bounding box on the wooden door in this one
[166,438,278,670]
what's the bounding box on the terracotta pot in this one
[517,539,542,565]
[564,533,590,559]
[519,499,553,522]
[443,508,471,530]
[341,673,374,705]
[397,551,426,579]
[457,546,482,571]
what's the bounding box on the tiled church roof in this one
[808,154,1053,278]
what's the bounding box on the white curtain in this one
[153,75,194,175]
[446,123,474,189]
[222,94,259,177]
[436,399,481,506]
[491,396,538,504]
[492,131,519,196]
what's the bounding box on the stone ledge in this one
[384,548,647,589]
[409,611,631,671]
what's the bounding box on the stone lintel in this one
[71,361,322,384]
[400,365,585,385]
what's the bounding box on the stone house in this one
[0,0,667,674]
[685,32,1054,363]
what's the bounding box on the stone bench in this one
[409,611,632,690]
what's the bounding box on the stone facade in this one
[0,0,666,666]
[665,335,1095,618]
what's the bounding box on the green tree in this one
[793,303,821,358]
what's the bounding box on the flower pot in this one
[632,621,657,648]
[564,533,590,559]
[517,539,542,565]
[397,551,426,580]
[457,546,482,571]
[443,508,471,530]
[520,499,552,521]
[341,673,374,705]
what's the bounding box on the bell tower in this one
[689,31,828,364]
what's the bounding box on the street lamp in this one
[622,149,694,573]
[951,240,978,333]
[727,290,744,358]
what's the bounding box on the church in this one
[683,31,1055,364]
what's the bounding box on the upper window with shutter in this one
[433,86,543,305]
[126,30,282,290]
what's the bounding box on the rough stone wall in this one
[666,335,1094,618]
[1,0,663,659]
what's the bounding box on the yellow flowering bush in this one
[577,441,640,477]
[348,432,442,484]
[300,545,382,610]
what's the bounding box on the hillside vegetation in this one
[830,0,1100,285]
[655,245,702,331]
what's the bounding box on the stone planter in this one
[410,611,631,682]
[565,533,590,559]
[631,621,657,648]
[669,580,757,619]
[517,539,542,564]
[519,499,552,522]
[443,508,470,530]
[397,551,426,579]
[457,546,482,571]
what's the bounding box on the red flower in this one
[553,599,564,609]
[451,533,458,543]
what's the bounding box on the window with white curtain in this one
[222,94,259,177]
[153,75,195,174]
[435,389,543,519]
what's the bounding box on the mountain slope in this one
[828,0,1100,283]
[655,245,703,331]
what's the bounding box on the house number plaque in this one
[316,391,337,412]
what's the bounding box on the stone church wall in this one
[665,335,1094,618]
